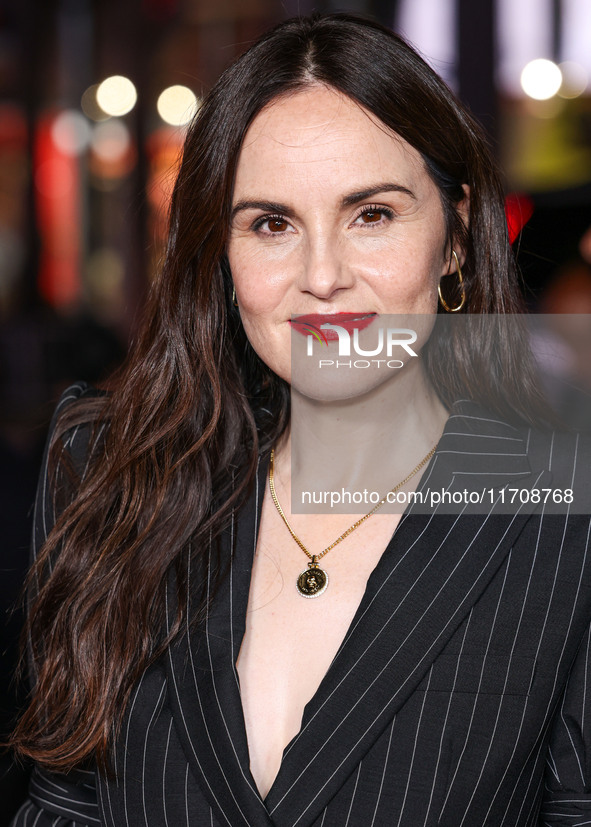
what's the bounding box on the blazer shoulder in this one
[49,380,107,435]
[47,382,108,477]
[523,424,591,471]
[521,424,591,513]
[33,383,109,562]
[447,401,591,511]
[451,399,591,475]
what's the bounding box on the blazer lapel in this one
[165,402,552,827]
[165,456,273,827]
[265,404,552,827]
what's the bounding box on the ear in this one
[443,184,470,275]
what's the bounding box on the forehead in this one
[233,85,431,194]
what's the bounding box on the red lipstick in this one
[290,312,377,341]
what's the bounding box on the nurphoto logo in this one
[301,320,419,369]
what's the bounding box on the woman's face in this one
[227,85,462,388]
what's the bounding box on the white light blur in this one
[51,110,92,155]
[91,119,131,162]
[562,0,591,73]
[96,75,137,117]
[520,59,562,100]
[497,0,553,94]
[81,85,110,122]
[558,61,588,98]
[156,85,199,126]
[395,0,456,87]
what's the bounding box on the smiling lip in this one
[290,312,378,340]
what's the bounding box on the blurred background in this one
[1,0,590,821]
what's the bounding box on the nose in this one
[297,234,355,300]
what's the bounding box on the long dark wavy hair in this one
[11,12,543,772]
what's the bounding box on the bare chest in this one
[236,497,401,798]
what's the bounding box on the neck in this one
[273,361,448,516]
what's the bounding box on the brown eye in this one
[354,206,394,227]
[252,214,294,235]
[268,218,288,232]
[360,210,382,223]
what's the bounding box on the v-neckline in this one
[164,402,540,826]
[229,449,430,804]
[233,450,412,800]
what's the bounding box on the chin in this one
[290,367,399,403]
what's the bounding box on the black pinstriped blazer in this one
[12,383,591,826]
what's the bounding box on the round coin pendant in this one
[296,562,328,598]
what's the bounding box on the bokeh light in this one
[558,61,588,98]
[85,247,126,321]
[96,75,137,117]
[520,59,563,100]
[51,110,92,156]
[91,119,131,163]
[81,85,110,122]
[156,85,199,126]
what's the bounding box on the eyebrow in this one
[341,182,415,207]
[231,200,294,220]
[231,183,415,220]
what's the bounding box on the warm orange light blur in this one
[35,112,81,307]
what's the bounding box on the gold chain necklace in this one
[268,444,437,598]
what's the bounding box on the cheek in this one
[234,283,286,357]
[238,310,292,384]
[359,241,443,310]
[228,249,292,378]
[227,243,291,313]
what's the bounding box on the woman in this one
[10,13,591,826]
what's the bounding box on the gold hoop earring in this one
[232,286,239,307]
[438,250,466,313]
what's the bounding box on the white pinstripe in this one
[122,672,146,827]
[186,540,261,818]
[422,609,473,826]
[442,432,522,441]
[456,551,517,825]
[396,658,434,826]
[22,796,98,822]
[545,747,560,785]
[164,588,233,826]
[201,537,263,802]
[479,514,545,823]
[184,764,190,827]
[141,682,167,826]
[525,772,545,825]
[369,717,396,827]
[343,762,362,827]
[38,386,85,550]
[99,725,117,826]
[96,768,113,827]
[435,450,528,456]
[162,718,174,827]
